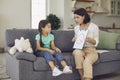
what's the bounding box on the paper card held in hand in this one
[73,30,88,49]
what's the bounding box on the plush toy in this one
[9,37,33,55]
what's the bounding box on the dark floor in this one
[75,72,120,80]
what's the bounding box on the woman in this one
[72,8,99,80]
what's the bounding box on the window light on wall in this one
[31,0,46,29]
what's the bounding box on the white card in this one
[73,30,88,49]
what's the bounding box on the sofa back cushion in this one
[6,29,74,52]
[116,37,120,50]
[52,30,74,52]
[5,29,38,52]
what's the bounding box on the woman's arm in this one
[85,26,99,46]
[85,38,96,45]
[36,40,54,54]
[51,40,61,53]
[72,37,76,42]
[72,26,77,42]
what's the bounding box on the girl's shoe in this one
[63,66,72,74]
[52,67,63,76]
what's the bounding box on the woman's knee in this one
[73,50,84,57]
[84,54,98,64]
[83,58,93,66]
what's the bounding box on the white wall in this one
[47,0,75,30]
[47,0,64,29]
[0,0,31,50]
[64,0,75,30]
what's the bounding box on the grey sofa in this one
[5,29,120,80]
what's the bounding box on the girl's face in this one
[74,14,85,25]
[42,23,51,33]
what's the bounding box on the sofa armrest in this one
[14,52,37,62]
[116,43,120,51]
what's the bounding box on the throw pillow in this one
[97,30,120,49]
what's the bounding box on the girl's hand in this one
[47,49,55,55]
[55,48,61,53]
[72,37,76,42]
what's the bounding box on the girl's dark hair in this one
[38,20,50,33]
[38,20,50,47]
[74,8,90,24]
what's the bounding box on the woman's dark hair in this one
[38,20,50,47]
[74,8,90,24]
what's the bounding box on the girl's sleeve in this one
[35,34,40,40]
[51,34,54,40]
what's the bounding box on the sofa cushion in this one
[27,29,39,52]
[33,52,101,71]
[5,29,39,52]
[33,52,74,71]
[98,50,120,62]
[6,29,31,47]
[52,30,74,52]
[34,57,50,71]
[116,37,120,50]
[97,30,120,49]
[62,53,74,66]
[116,43,120,51]
[15,52,37,62]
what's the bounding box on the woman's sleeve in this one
[74,27,77,38]
[94,26,99,47]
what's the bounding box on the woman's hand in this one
[72,37,76,42]
[55,47,61,53]
[85,37,96,45]
[85,37,91,42]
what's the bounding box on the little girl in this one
[35,20,72,76]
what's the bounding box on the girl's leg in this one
[54,52,67,67]
[36,51,63,76]
[54,52,72,73]
[36,51,55,70]
[48,61,55,70]
[60,60,67,68]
